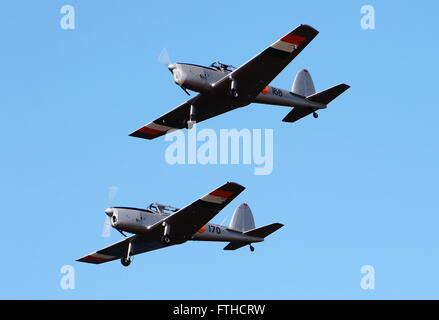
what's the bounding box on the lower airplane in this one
[77,182,283,266]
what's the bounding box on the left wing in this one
[129,94,229,140]
[212,24,319,99]
[77,235,169,264]
[148,182,245,241]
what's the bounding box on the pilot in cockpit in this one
[209,61,235,72]
[147,203,179,215]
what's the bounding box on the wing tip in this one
[295,24,319,37]
[129,130,161,140]
[225,181,246,193]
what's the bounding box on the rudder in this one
[229,203,255,232]
[292,69,316,96]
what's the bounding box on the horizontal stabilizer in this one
[223,242,248,251]
[306,84,350,105]
[244,223,284,238]
[282,107,316,123]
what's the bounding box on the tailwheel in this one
[313,111,319,119]
[249,244,255,252]
[121,257,131,267]
[161,235,172,245]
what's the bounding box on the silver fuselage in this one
[111,207,263,244]
[171,63,326,109]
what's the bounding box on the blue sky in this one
[1,0,438,299]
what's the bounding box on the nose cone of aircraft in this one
[105,208,114,217]
[167,63,176,72]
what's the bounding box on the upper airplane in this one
[129,24,350,140]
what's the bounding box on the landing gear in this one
[230,77,238,99]
[121,241,134,267]
[188,104,196,129]
[313,111,319,119]
[162,222,172,245]
[120,257,131,267]
[161,235,172,244]
[249,244,255,252]
[230,88,239,99]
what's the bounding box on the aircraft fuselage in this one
[111,207,262,244]
[171,63,325,110]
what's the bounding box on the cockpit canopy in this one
[209,61,235,72]
[147,202,179,215]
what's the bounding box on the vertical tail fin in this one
[292,69,316,96]
[229,203,255,232]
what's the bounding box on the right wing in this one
[148,182,245,241]
[76,235,169,264]
[129,94,230,140]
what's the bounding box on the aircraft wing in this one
[129,94,229,140]
[148,182,245,241]
[76,235,169,264]
[212,24,319,99]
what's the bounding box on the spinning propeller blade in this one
[101,186,118,238]
[158,48,172,68]
[158,48,190,95]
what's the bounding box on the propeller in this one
[158,48,172,69]
[101,186,118,238]
[158,48,190,96]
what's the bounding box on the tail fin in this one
[229,203,255,232]
[244,223,284,238]
[307,84,350,105]
[292,69,316,96]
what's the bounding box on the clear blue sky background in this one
[1,0,438,299]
